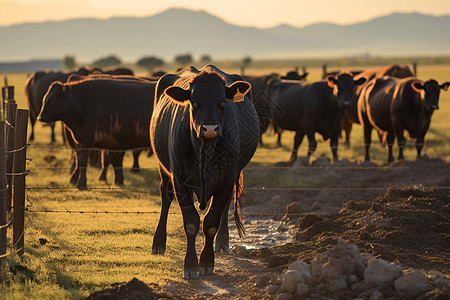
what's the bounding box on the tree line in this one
[63,54,252,73]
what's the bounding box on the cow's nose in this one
[201,124,219,139]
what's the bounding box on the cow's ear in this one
[354,77,367,86]
[226,81,251,102]
[412,81,424,94]
[440,82,450,91]
[327,76,337,88]
[164,86,191,104]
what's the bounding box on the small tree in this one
[136,56,164,73]
[174,53,193,66]
[200,55,212,65]
[92,55,122,68]
[63,55,76,70]
[242,56,252,67]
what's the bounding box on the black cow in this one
[244,71,308,146]
[358,76,449,162]
[243,73,279,145]
[37,78,156,188]
[267,72,366,163]
[64,74,155,184]
[25,67,93,142]
[341,64,414,147]
[150,65,259,278]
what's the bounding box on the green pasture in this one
[1,64,450,299]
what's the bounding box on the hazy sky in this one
[2,0,450,28]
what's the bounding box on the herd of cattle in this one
[26,63,449,278]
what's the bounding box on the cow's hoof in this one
[199,266,214,275]
[214,243,230,253]
[151,248,165,255]
[183,270,199,279]
[130,168,140,173]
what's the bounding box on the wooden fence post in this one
[1,87,6,121]
[5,87,17,212]
[0,121,7,279]
[12,109,28,256]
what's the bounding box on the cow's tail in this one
[234,171,245,238]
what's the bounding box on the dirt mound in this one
[85,278,165,300]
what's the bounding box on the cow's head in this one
[164,71,251,139]
[37,81,70,123]
[327,72,366,108]
[412,79,450,111]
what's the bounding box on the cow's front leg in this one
[330,134,339,162]
[200,184,234,275]
[173,175,200,279]
[70,149,79,185]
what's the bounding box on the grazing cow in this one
[267,72,366,163]
[358,76,449,162]
[341,64,414,147]
[37,78,156,189]
[150,65,259,278]
[25,67,93,142]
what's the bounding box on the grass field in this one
[1,64,450,299]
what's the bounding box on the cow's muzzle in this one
[199,124,221,139]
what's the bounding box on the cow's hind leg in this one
[152,167,174,255]
[98,150,109,182]
[130,150,141,173]
[50,122,56,143]
[70,149,79,185]
[200,184,234,275]
[386,133,395,163]
[289,132,304,163]
[109,151,125,186]
[306,131,317,163]
[215,197,231,253]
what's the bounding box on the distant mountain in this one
[0,8,449,63]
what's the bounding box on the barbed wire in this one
[26,141,448,153]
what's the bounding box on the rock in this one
[312,239,365,282]
[311,202,321,211]
[394,270,432,291]
[369,290,384,300]
[296,283,309,296]
[311,156,331,167]
[364,258,403,284]
[326,277,347,292]
[278,224,289,232]
[286,202,302,215]
[293,156,309,168]
[267,284,279,295]
[288,260,312,284]
[281,270,304,293]
[347,274,360,285]
[277,292,294,300]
